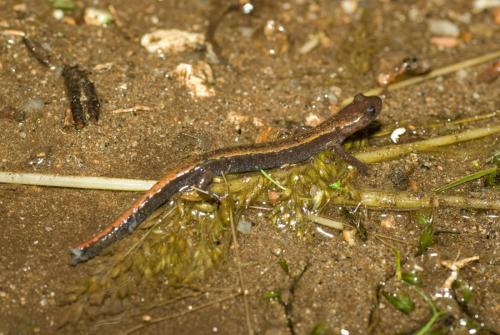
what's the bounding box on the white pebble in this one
[473,0,500,12]
[299,35,320,54]
[390,127,406,143]
[141,29,204,54]
[52,9,64,20]
[455,69,468,81]
[428,19,460,37]
[174,61,215,98]
[305,112,322,127]
[341,0,358,14]
[408,7,422,22]
[84,8,113,26]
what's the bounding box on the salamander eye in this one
[365,105,376,116]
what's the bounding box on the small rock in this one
[52,9,64,20]
[18,98,44,121]
[28,147,53,168]
[380,215,396,229]
[141,29,204,54]
[227,111,249,126]
[84,8,113,26]
[13,3,27,12]
[408,7,423,22]
[252,117,264,128]
[389,168,409,190]
[342,229,356,246]
[341,0,358,14]
[428,19,460,37]
[305,112,322,127]
[174,61,215,98]
[430,36,459,48]
[21,98,44,115]
[237,217,252,234]
[267,190,280,205]
[271,247,282,256]
[299,34,320,54]
[473,0,500,12]
[390,127,406,143]
[455,69,469,81]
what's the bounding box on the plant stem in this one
[355,124,500,164]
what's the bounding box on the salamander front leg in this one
[195,170,223,201]
[332,143,369,176]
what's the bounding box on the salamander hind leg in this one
[332,143,369,176]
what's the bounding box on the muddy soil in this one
[0,1,499,334]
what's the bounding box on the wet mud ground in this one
[0,0,499,334]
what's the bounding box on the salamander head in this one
[352,93,382,121]
[333,93,382,137]
[317,93,382,141]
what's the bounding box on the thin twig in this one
[355,124,500,164]
[331,189,500,210]
[110,105,153,114]
[0,172,155,191]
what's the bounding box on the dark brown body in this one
[71,94,382,263]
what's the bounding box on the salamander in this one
[71,93,382,263]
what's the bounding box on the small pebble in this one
[389,168,409,190]
[390,127,406,143]
[21,98,44,115]
[227,111,249,126]
[305,112,322,127]
[299,34,320,54]
[84,8,113,26]
[52,9,64,20]
[267,190,280,205]
[455,69,469,81]
[380,215,396,229]
[428,19,460,37]
[408,7,422,22]
[430,36,459,48]
[237,218,252,234]
[174,61,215,98]
[342,229,356,246]
[271,247,283,256]
[473,0,500,12]
[242,2,254,14]
[28,147,52,168]
[341,0,358,14]
[141,29,204,54]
